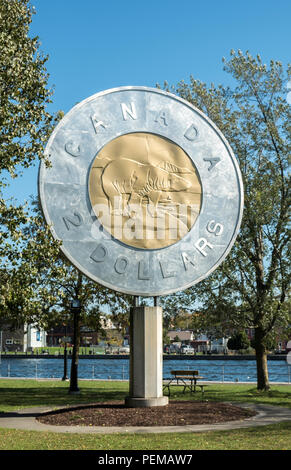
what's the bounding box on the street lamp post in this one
[61,336,69,381]
[69,299,81,394]
[63,340,68,381]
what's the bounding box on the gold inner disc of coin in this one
[89,132,202,249]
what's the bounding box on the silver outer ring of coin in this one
[38,86,244,297]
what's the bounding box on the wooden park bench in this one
[163,370,206,397]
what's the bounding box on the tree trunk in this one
[254,327,270,391]
[69,307,81,394]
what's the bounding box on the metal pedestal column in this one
[125,300,168,407]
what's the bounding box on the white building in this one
[209,337,229,354]
[23,325,47,352]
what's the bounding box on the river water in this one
[0,357,290,383]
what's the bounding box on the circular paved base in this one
[1,403,291,434]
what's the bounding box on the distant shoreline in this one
[0,354,287,361]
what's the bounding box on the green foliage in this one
[227,331,250,351]
[0,3,132,333]
[0,0,54,178]
[0,1,58,324]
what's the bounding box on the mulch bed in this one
[37,401,256,427]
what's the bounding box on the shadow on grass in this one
[0,382,129,411]
[0,381,291,411]
[166,384,291,408]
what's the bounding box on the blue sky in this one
[5,0,291,203]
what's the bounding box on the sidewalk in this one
[1,403,291,434]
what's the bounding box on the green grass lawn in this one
[2,346,106,355]
[0,379,291,450]
[1,422,291,451]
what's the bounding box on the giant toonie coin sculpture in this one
[39,87,243,296]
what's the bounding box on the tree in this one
[0,0,56,316]
[0,194,132,392]
[227,332,250,352]
[161,51,290,390]
[161,293,192,331]
[0,0,54,177]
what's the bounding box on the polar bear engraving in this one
[101,158,192,213]
[88,132,202,249]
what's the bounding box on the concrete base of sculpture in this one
[125,305,168,408]
[125,396,169,408]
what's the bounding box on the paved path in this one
[1,403,291,434]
